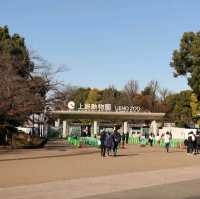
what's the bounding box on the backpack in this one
[114,133,121,143]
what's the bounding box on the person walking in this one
[121,132,126,148]
[148,133,154,147]
[125,132,129,144]
[112,130,121,156]
[164,132,171,152]
[192,132,197,155]
[100,129,107,157]
[187,132,193,154]
[105,132,113,156]
[187,131,195,155]
[156,133,161,145]
[195,132,200,154]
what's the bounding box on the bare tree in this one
[148,80,159,101]
[159,88,171,103]
[124,80,139,104]
[0,50,66,126]
[52,85,78,110]
[0,56,42,123]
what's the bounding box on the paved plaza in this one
[0,144,200,198]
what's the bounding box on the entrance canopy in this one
[52,111,165,121]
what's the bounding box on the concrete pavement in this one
[0,166,200,199]
[1,144,200,198]
[83,179,200,199]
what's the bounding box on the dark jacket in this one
[122,133,126,141]
[105,134,113,148]
[100,131,107,145]
[113,131,121,144]
[196,135,200,145]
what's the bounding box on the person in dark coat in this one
[112,130,121,156]
[121,132,126,148]
[187,132,195,154]
[192,132,197,154]
[125,132,129,144]
[105,132,113,156]
[195,132,200,154]
[100,130,107,157]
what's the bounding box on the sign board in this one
[67,101,141,112]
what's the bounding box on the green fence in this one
[159,138,184,148]
[67,136,99,147]
[67,136,80,147]
[80,137,99,147]
[68,136,184,149]
[128,136,184,148]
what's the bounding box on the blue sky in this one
[1,0,200,92]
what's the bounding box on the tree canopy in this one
[166,90,193,127]
[0,26,34,79]
[0,26,51,125]
[170,31,200,99]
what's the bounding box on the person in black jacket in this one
[112,130,121,156]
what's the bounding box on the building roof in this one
[52,111,165,121]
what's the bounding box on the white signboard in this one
[78,103,112,112]
[77,103,141,112]
[114,105,141,112]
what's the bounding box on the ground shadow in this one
[111,153,139,157]
[0,150,100,162]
